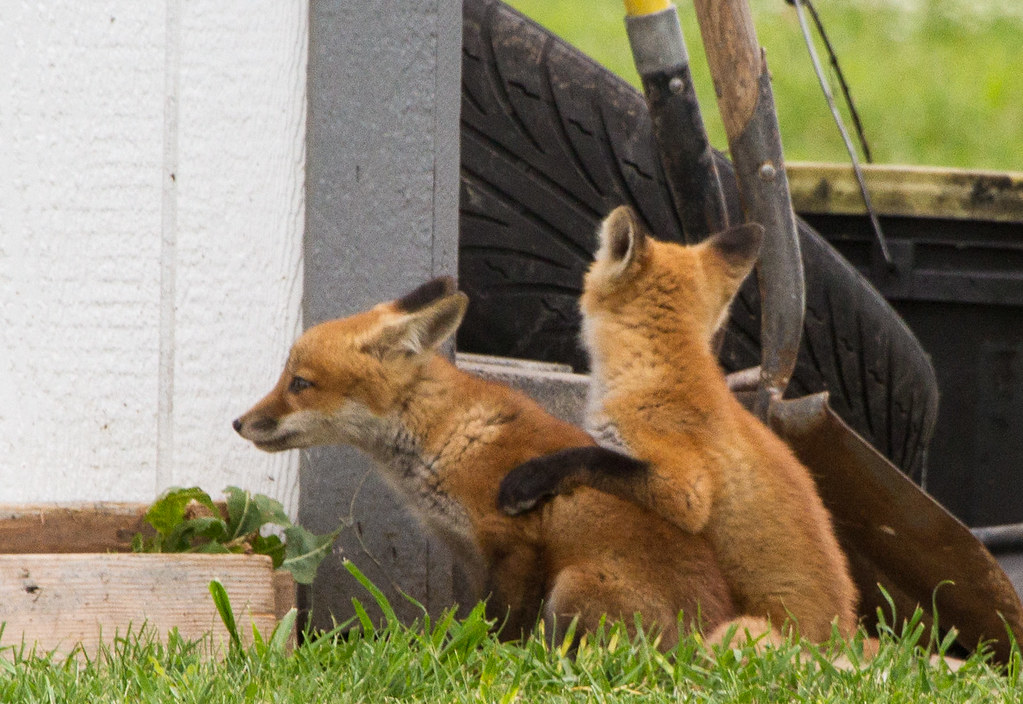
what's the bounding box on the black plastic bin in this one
[789,163,1023,531]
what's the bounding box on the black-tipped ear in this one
[596,206,646,275]
[370,291,469,358]
[395,276,458,314]
[413,292,469,351]
[708,222,764,268]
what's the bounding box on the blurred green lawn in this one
[504,0,1022,171]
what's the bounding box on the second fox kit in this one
[500,206,858,642]
[233,277,734,645]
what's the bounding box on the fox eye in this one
[288,376,314,394]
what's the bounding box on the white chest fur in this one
[361,420,480,563]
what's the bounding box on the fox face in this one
[581,205,764,352]
[233,278,469,455]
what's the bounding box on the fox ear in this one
[594,205,646,279]
[701,223,764,335]
[394,276,458,314]
[369,290,469,358]
[706,222,764,272]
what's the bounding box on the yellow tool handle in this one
[624,0,671,17]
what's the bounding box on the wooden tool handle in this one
[691,0,762,141]
[691,0,806,414]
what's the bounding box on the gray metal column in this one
[302,0,463,628]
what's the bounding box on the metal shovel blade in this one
[769,391,1023,663]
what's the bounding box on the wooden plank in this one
[0,1,165,502]
[0,3,305,514]
[788,162,1023,223]
[167,1,306,513]
[0,553,277,659]
[272,570,297,622]
[0,503,151,554]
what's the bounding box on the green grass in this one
[503,0,1023,171]
[0,610,1016,703]
[1,565,1020,703]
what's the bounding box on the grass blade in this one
[343,559,398,627]
[208,579,242,652]
[269,608,298,654]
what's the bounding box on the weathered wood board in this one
[787,162,1023,222]
[0,502,152,554]
[0,504,296,658]
[0,553,278,658]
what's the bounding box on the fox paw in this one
[498,458,568,515]
[674,474,712,533]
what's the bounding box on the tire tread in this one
[458,0,937,480]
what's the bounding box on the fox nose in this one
[232,418,243,434]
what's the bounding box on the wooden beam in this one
[0,503,152,554]
[788,162,1023,224]
[0,553,277,659]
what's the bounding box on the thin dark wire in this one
[802,0,873,163]
[792,0,892,266]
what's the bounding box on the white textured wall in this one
[0,2,307,514]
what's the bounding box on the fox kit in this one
[499,206,858,643]
[234,277,734,645]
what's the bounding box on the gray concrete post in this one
[302,0,463,628]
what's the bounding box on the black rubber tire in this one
[457,0,938,482]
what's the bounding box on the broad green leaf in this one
[144,487,217,538]
[250,533,286,569]
[225,486,290,541]
[167,516,229,551]
[224,486,260,540]
[280,525,339,584]
[251,492,290,526]
[194,541,232,554]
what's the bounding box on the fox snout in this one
[233,411,294,452]
[234,396,370,453]
[232,414,277,437]
[234,277,471,458]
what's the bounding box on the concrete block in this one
[456,353,590,427]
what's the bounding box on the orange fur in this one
[575,206,858,642]
[234,278,734,646]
